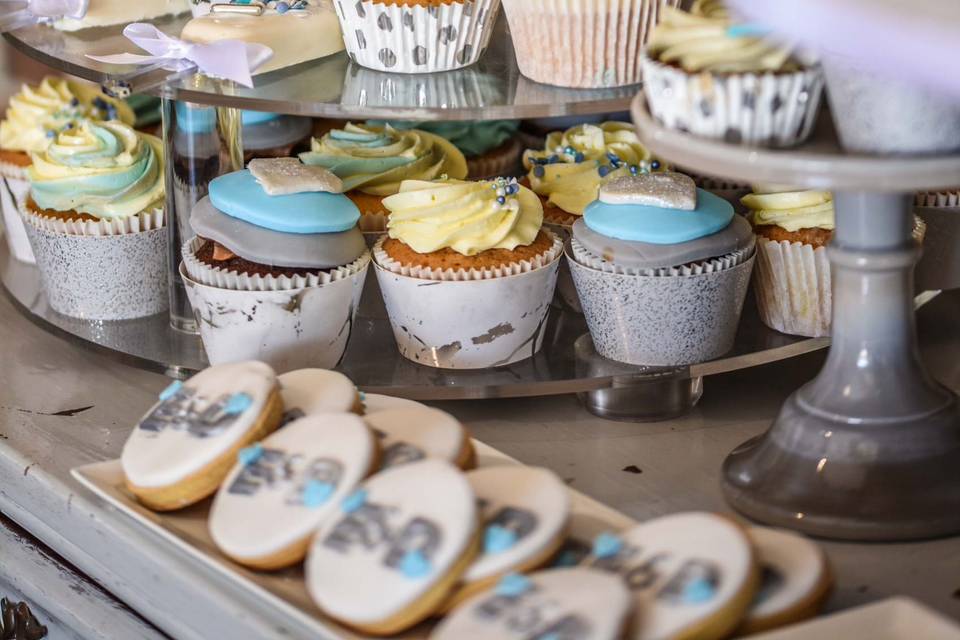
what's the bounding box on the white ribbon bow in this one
[87,23,273,88]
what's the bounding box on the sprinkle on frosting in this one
[522,122,664,216]
[384,178,542,256]
[28,120,164,219]
[742,189,835,232]
[299,123,468,196]
[646,7,800,73]
[600,172,697,210]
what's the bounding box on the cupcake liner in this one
[915,190,960,208]
[503,0,680,89]
[1,176,35,263]
[372,235,562,369]
[360,229,389,319]
[181,262,367,373]
[358,211,388,233]
[545,221,581,312]
[568,243,755,366]
[23,220,168,321]
[466,138,524,180]
[21,201,165,237]
[334,0,500,73]
[341,63,503,109]
[641,55,825,147]
[571,235,756,277]
[0,158,28,182]
[373,232,563,281]
[182,236,371,292]
[753,239,832,338]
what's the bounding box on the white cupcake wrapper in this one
[915,190,960,208]
[641,55,825,147]
[334,0,500,73]
[0,158,28,181]
[358,210,388,233]
[373,232,563,281]
[753,239,832,338]
[571,235,756,277]
[182,236,371,292]
[503,0,680,89]
[21,201,165,236]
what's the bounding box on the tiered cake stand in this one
[1,14,831,418]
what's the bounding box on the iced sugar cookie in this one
[443,466,571,611]
[362,393,423,414]
[208,414,377,570]
[431,569,633,640]
[121,362,282,511]
[737,527,833,635]
[585,512,759,640]
[306,459,479,635]
[277,369,362,424]
[364,406,476,470]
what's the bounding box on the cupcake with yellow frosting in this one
[300,123,467,233]
[0,76,134,263]
[641,3,824,147]
[372,177,563,369]
[22,119,167,320]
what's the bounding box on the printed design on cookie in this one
[138,379,253,439]
[584,512,759,640]
[363,406,472,470]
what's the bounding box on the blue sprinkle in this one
[341,488,367,513]
[238,443,263,466]
[564,145,575,155]
[496,573,532,597]
[651,159,661,170]
[69,97,79,107]
[547,155,559,164]
[505,183,519,195]
[533,165,545,178]
[592,532,623,559]
[45,130,56,138]
[682,578,716,604]
[399,550,431,579]
[606,152,620,163]
[629,165,639,175]
[302,480,335,507]
[275,0,290,11]
[496,196,506,205]
[158,380,183,401]
[726,23,771,38]
[223,392,253,416]
[598,165,612,178]
[483,525,518,554]
[574,151,585,163]
[93,97,107,110]
[358,390,366,401]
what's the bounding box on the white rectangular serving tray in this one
[71,441,636,640]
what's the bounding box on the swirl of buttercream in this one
[742,189,834,232]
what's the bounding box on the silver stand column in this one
[722,192,960,541]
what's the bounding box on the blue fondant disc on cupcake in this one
[209,170,360,234]
[584,188,734,244]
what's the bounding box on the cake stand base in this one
[579,375,703,422]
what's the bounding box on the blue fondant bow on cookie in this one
[87,23,273,88]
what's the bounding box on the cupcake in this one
[641,5,824,147]
[373,177,563,369]
[22,119,167,321]
[299,123,467,233]
[240,111,313,162]
[502,0,679,88]
[55,0,189,30]
[182,158,370,372]
[568,172,756,366]
[367,120,523,179]
[0,77,134,263]
[334,0,501,73]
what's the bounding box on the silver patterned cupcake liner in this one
[568,242,756,366]
[334,0,500,73]
[641,55,825,147]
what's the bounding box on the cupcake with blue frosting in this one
[568,171,756,366]
[182,158,370,372]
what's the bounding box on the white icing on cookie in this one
[584,512,757,640]
[431,568,632,640]
[364,406,466,469]
[208,413,375,563]
[363,393,424,414]
[278,369,358,423]
[463,466,570,583]
[306,459,477,627]
[743,527,831,628]
[122,362,277,488]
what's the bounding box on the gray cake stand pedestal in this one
[632,95,960,541]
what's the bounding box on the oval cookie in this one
[584,512,759,640]
[278,369,361,423]
[737,527,832,634]
[431,569,632,640]
[364,406,475,470]
[444,466,571,610]
[363,393,423,414]
[208,413,377,570]
[306,459,479,635]
[121,361,282,511]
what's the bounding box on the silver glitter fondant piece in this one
[248,158,344,195]
[211,2,264,15]
[599,172,697,210]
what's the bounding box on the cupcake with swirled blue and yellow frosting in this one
[371,177,563,369]
[300,123,467,233]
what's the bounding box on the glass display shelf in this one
[2,14,637,120]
